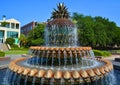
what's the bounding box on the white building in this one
[0,16,20,45]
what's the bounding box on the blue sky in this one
[0,0,120,27]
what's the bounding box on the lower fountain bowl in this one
[7,57,113,84]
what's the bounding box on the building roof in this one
[5,18,20,23]
[0,18,20,23]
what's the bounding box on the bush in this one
[93,50,111,57]
[103,51,112,57]
[31,39,44,46]
[11,44,19,48]
[0,51,5,57]
[6,38,15,45]
[93,50,103,56]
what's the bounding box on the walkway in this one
[0,54,24,69]
[103,54,120,60]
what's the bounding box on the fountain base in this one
[8,56,113,84]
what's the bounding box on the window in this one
[0,31,4,38]
[6,23,10,28]
[30,26,32,30]
[7,31,18,38]
[16,24,19,29]
[11,23,15,28]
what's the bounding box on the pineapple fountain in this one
[6,3,113,85]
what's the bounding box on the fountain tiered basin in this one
[8,46,113,84]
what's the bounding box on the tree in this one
[31,38,44,46]
[94,16,116,47]
[113,27,120,46]
[72,13,95,46]
[6,38,15,45]
[93,22,107,47]
[0,21,8,27]
[19,34,27,47]
[27,23,45,46]
[72,13,119,48]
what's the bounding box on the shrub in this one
[93,50,111,57]
[31,39,44,46]
[93,50,103,56]
[6,38,15,45]
[11,44,19,48]
[0,51,5,57]
[103,51,112,57]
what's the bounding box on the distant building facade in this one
[0,16,20,44]
[21,21,37,36]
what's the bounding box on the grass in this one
[10,47,29,51]
[5,47,29,55]
[0,51,5,57]
[5,50,28,54]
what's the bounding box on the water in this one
[27,48,100,71]
[70,50,73,69]
[24,76,28,85]
[74,50,79,69]
[51,51,55,69]
[32,77,36,85]
[0,68,120,85]
[41,51,45,68]
[40,78,45,85]
[19,58,102,71]
[45,51,49,68]
[58,50,61,70]
[17,74,22,85]
[45,25,77,47]
[63,50,67,69]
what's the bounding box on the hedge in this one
[0,51,5,57]
[93,50,111,57]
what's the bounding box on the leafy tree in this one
[31,38,44,46]
[19,34,27,47]
[0,21,8,27]
[93,22,107,47]
[72,12,119,48]
[113,27,120,46]
[6,38,15,45]
[27,23,45,46]
[72,13,95,46]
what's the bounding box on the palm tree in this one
[51,3,70,19]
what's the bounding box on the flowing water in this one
[45,26,77,47]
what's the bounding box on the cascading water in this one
[45,22,77,47]
[3,2,116,85]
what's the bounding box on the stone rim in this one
[8,57,113,83]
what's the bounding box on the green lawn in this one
[5,50,28,55]
[117,50,120,53]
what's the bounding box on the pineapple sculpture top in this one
[51,3,70,19]
[45,3,77,47]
